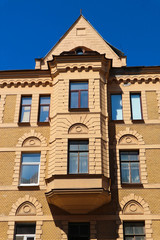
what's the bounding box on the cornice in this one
[109,73,160,84]
[48,54,111,78]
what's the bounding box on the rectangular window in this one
[70,82,88,109]
[124,222,145,240]
[20,153,40,185]
[120,151,140,184]
[69,140,89,174]
[68,222,90,240]
[38,95,50,122]
[14,223,36,240]
[19,96,32,123]
[111,94,123,120]
[130,93,142,120]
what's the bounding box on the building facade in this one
[0,15,159,240]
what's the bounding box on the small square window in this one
[70,82,88,109]
[111,94,123,120]
[14,223,36,240]
[120,151,140,184]
[19,96,32,123]
[130,93,142,120]
[20,153,40,185]
[124,222,145,240]
[38,95,50,122]
[68,140,89,174]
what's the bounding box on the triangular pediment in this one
[36,15,126,69]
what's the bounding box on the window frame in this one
[38,95,50,123]
[68,140,89,174]
[19,96,32,124]
[19,152,41,186]
[69,81,89,110]
[120,150,141,185]
[130,92,143,120]
[123,222,145,240]
[14,223,36,240]
[110,93,123,121]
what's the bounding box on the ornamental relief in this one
[16,202,36,216]
[68,123,88,134]
[119,135,138,145]
[22,137,41,147]
[123,201,144,215]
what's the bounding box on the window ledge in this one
[69,108,89,112]
[121,183,143,188]
[37,122,50,126]
[18,185,40,190]
[18,122,31,126]
[131,119,144,123]
[110,120,124,123]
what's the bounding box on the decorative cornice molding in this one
[109,74,160,84]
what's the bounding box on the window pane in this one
[80,91,88,108]
[135,237,144,240]
[40,96,50,104]
[131,94,142,120]
[70,82,88,90]
[69,141,79,151]
[79,141,88,151]
[22,97,32,105]
[15,237,24,240]
[111,95,123,120]
[20,106,30,122]
[79,152,88,173]
[134,225,144,235]
[22,153,40,163]
[69,153,78,173]
[20,165,39,184]
[125,237,134,240]
[27,238,35,240]
[70,92,78,108]
[39,106,49,122]
[16,224,35,234]
[120,152,129,161]
[125,225,134,235]
[131,163,140,183]
[121,163,130,183]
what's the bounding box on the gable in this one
[36,15,126,69]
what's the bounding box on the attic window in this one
[76,48,84,55]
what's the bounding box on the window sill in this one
[131,119,144,123]
[37,122,50,126]
[69,108,89,112]
[110,120,124,123]
[18,185,40,190]
[121,183,143,188]
[18,122,31,126]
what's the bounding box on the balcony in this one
[45,174,111,214]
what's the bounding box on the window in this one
[69,140,89,174]
[68,222,90,240]
[70,82,88,109]
[20,153,40,185]
[124,222,145,240]
[130,93,142,120]
[19,96,32,123]
[111,94,123,120]
[38,95,50,122]
[14,223,36,240]
[120,151,140,184]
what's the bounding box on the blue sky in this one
[0,0,160,70]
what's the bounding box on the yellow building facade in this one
[0,15,159,240]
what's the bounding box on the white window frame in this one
[19,153,41,186]
[15,234,35,240]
